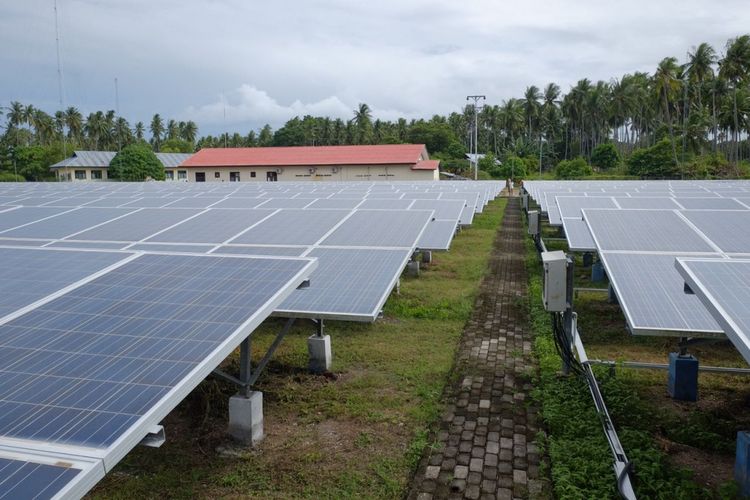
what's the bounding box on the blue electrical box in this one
[591,261,605,283]
[735,431,750,497]
[668,353,698,401]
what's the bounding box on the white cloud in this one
[183,85,353,127]
[1,0,749,134]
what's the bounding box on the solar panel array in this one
[0,180,501,498]
[0,181,502,322]
[0,249,316,499]
[524,180,750,339]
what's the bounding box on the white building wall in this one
[172,164,438,182]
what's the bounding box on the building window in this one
[250,171,256,178]
[75,170,86,180]
[165,170,174,180]
[178,170,187,180]
[91,170,102,180]
[230,171,240,182]
[215,172,221,178]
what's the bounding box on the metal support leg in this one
[238,338,252,397]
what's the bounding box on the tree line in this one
[1,34,749,181]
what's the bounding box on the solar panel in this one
[599,252,722,336]
[681,211,750,254]
[305,199,362,210]
[45,241,127,250]
[676,258,750,364]
[0,207,69,232]
[613,197,681,209]
[357,199,413,210]
[208,197,268,209]
[256,198,313,209]
[674,197,748,210]
[556,196,617,219]
[1,208,135,239]
[583,209,717,252]
[144,209,274,244]
[214,245,308,257]
[0,248,131,319]
[320,209,432,248]
[417,219,459,251]
[163,197,226,209]
[69,208,203,242]
[276,247,410,321]
[230,209,348,245]
[119,198,173,208]
[409,199,465,220]
[561,218,596,252]
[0,455,88,499]
[0,253,315,454]
[126,243,214,253]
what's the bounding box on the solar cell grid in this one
[0,253,314,450]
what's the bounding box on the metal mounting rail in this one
[571,314,637,500]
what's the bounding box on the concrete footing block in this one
[406,261,420,277]
[421,250,432,265]
[308,334,332,373]
[228,391,264,446]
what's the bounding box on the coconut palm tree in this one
[64,107,83,143]
[150,114,164,151]
[134,121,145,141]
[719,35,750,162]
[352,103,373,144]
[166,119,178,141]
[654,57,682,166]
[522,86,541,141]
[181,120,198,143]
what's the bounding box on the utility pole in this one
[115,77,121,151]
[466,95,485,180]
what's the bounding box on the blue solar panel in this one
[0,457,81,499]
[0,253,314,449]
[0,248,131,318]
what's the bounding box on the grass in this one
[89,198,508,499]
[526,217,748,498]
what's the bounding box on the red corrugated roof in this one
[412,160,440,171]
[180,144,428,167]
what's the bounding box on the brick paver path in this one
[409,197,549,500]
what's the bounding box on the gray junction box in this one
[542,250,568,312]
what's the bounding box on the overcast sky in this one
[2,0,748,135]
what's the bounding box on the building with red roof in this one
[174,144,439,182]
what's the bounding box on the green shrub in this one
[591,143,621,170]
[109,144,165,181]
[555,157,592,179]
[626,139,678,178]
[0,172,25,182]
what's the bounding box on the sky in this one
[1,0,749,136]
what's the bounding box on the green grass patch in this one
[91,199,507,499]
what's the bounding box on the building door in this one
[266,171,277,182]
[195,172,206,182]
[230,171,240,182]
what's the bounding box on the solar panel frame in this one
[275,247,410,322]
[676,258,750,364]
[599,251,723,337]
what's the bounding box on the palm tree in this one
[166,119,178,140]
[113,117,132,150]
[654,57,682,166]
[686,43,717,111]
[150,114,164,151]
[719,35,750,162]
[352,103,373,144]
[134,121,145,141]
[64,107,83,143]
[522,86,541,141]
[181,120,198,143]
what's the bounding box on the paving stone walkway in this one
[409,197,549,500]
